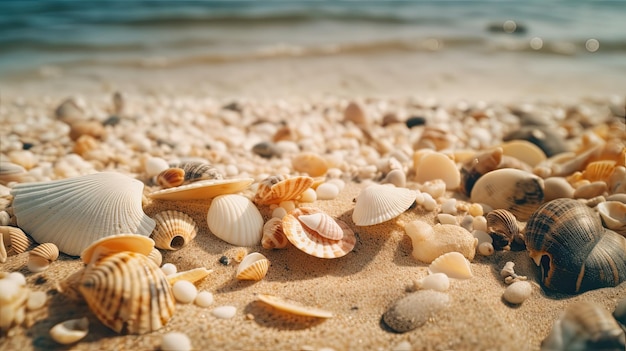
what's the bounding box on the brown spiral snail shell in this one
[524,198,626,294]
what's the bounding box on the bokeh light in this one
[530,37,543,50]
[585,38,600,52]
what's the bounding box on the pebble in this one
[502,281,532,305]
[326,178,345,192]
[472,216,488,232]
[211,305,237,319]
[271,207,288,219]
[161,332,192,351]
[194,291,214,307]
[252,141,281,158]
[543,177,575,201]
[145,157,169,177]
[299,188,317,203]
[172,280,198,304]
[382,290,450,333]
[437,213,457,225]
[421,193,437,211]
[405,116,426,128]
[414,273,450,292]
[440,198,457,215]
[468,203,484,217]
[477,242,495,256]
[26,290,47,310]
[161,263,177,276]
[316,182,339,200]
[0,211,10,226]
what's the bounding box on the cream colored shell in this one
[149,178,253,201]
[10,172,155,256]
[596,201,626,235]
[256,293,333,318]
[428,252,473,279]
[414,151,461,190]
[404,220,477,263]
[297,212,344,240]
[236,252,270,281]
[28,243,60,273]
[207,194,264,246]
[254,175,314,205]
[0,226,32,263]
[151,210,198,250]
[49,317,89,345]
[352,183,416,226]
[500,140,547,167]
[81,234,155,265]
[283,207,356,259]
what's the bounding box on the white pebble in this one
[161,263,177,276]
[212,305,237,319]
[421,179,446,199]
[224,164,239,177]
[436,213,457,225]
[26,291,48,310]
[326,178,345,192]
[478,242,495,256]
[316,182,339,200]
[7,272,26,286]
[392,340,413,351]
[172,280,197,304]
[472,216,488,232]
[460,215,474,231]
[0,210,10,226]
[414,190,424,205]
[271,207,288,219]
[161,332,192,351]
[472,230,492,245]
[415,273,450,292]
[503,281,532,304]
[440,198,457,215]
[298,188,317,203]
[279,200,296,212]
[194,291,214,307]
[145,157,169,177]
[421,193,437,211]
[468,203,484,217]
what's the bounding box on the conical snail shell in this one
[79,251,175,334]
[524,198,626,293]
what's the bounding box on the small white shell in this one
[28,243,59,272]
[172,280,198,304]
[49,317,89,345]
[352,184,416,226]
[256,293,333,318]
[207,194,264,246]
[428,252,473,279]
[596,201,626,235]
[262,218,290,250]
[236,252,270,281]
[151,210,198,250]
[194,291,214,307]
[414,273,450,292]
[149,178,254,201]
[414,152,461,190]
[502,281,532,305]
[297,212,344,240]
[10,172,155,256]
[212,305,237,319]
[161,332,192,351]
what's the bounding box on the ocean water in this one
[1,1,625,97]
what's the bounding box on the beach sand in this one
[1,55,625,351]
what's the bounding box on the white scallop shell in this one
[236,252,270,281]
[352,184,416,226]
[10,172,155,256]
[256,293,333,318]
[428,252,473,279]
[149,178,254,201]
[207,194,264,246]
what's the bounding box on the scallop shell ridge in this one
[352,184,416,226]
[151,210,198,250]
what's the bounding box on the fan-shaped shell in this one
[470,168,544,221]
[28,243,60,272]
[596,201,626,235]
[283,207,356,259]
[297,212,344,240]
[151,211,197,250]
[0,226,31,263]
[262,218,289,250]
[81,234,155,265]
[236,252,270,281]
[352,183,416,226]
[10,172,155,256]
[78,251,175,334]
[414,152,461,190]
[486,209,521,250]
[207,194,263,246]
[148,178,254,201]
[256,293,333,318]
[253,175,314,205]
[524,198,626,293]
[427,252,473,279]
[583,160,617,183]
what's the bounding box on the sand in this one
[1,78,625,351]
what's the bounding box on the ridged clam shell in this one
[149,178,254,201]
[151,211,197,250]
[297,212,344,240]
[0,226,32,263]
[10,172,155,256]
[583,160,617,183]
[262,218,290,249]
[79,251,175,334]
[168,161,223,182]
[253,175,314,205]
[207,194,264,246]
[470,168,544,221]
[28,243,60,273]
[352,184,416,226]
[256,293,333,318]
[427,252,473,279]
[486,209,521,250]
[236,252,270,281]
[283,207,356,259]
[596,201,626,235]
[81,234,155,265]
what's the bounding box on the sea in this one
[1,1,625,99]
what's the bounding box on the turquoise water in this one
[1,0,625,80]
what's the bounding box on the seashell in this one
[207,194,264,246]
[256,293,333,318]
[168,161,224,182]
[428,252,473,279]
[500,140,547,167]
[292,152,328,177]
[28,243,59,273]
[156,168,185,188]
[596,201,626,235]
[470,168,544,221]
[81,234,155,265]
[414,273,450,292]
[524,198,626,293]
[352,183,416,226]
[583,160,617,183]
[486,209,521,251]
[541,301,625,351]
[151,210,198,250]
[502,281,532,305]
[459,148,503,196]
[166,267,212,286]
[405,220,477,263]
[382,290,450,333]
[282,207,356,259]
[236,252,270,281]
[615,298,626,326]
[608,166,626,194]
[49,317,89,345]
[147,247,162,267]
[149,178,254,201]
[0,226,31,263]
[0,161,29,184]
[381,169,406,188]
[297,212,344,240]
[0,278,29,330]
[253,175,314,205]
[262,218,290,250]
[413,151,461,190]
[10,172,155,256]
[343,101,368,126]
[414,126,456,150]
[543,177,575,201]
[78,251,175,334]
[503,126,569,157]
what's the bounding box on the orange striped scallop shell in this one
[254,175,314,205]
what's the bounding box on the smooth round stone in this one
[478,242,495,256]
[161,263,177,276]
[161,332,192,351]
[271,207,288,219]
[543,177,575,201]
[145,157,169,177]
[26,291,47,311]
[437,213,457,225]
[172,280,198,304]
[195,291,214,307]
[7,272,26,286]
[326,178,345,192]
[316,182,340,200]
[405,116,426,128]
[299,188,317,203]
[503,281,532,305]
[421,193,437,212]
[472,216,488,232]
[383,290,450,333]
[212,305,237,319]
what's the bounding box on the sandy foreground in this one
[0,87,625,351]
